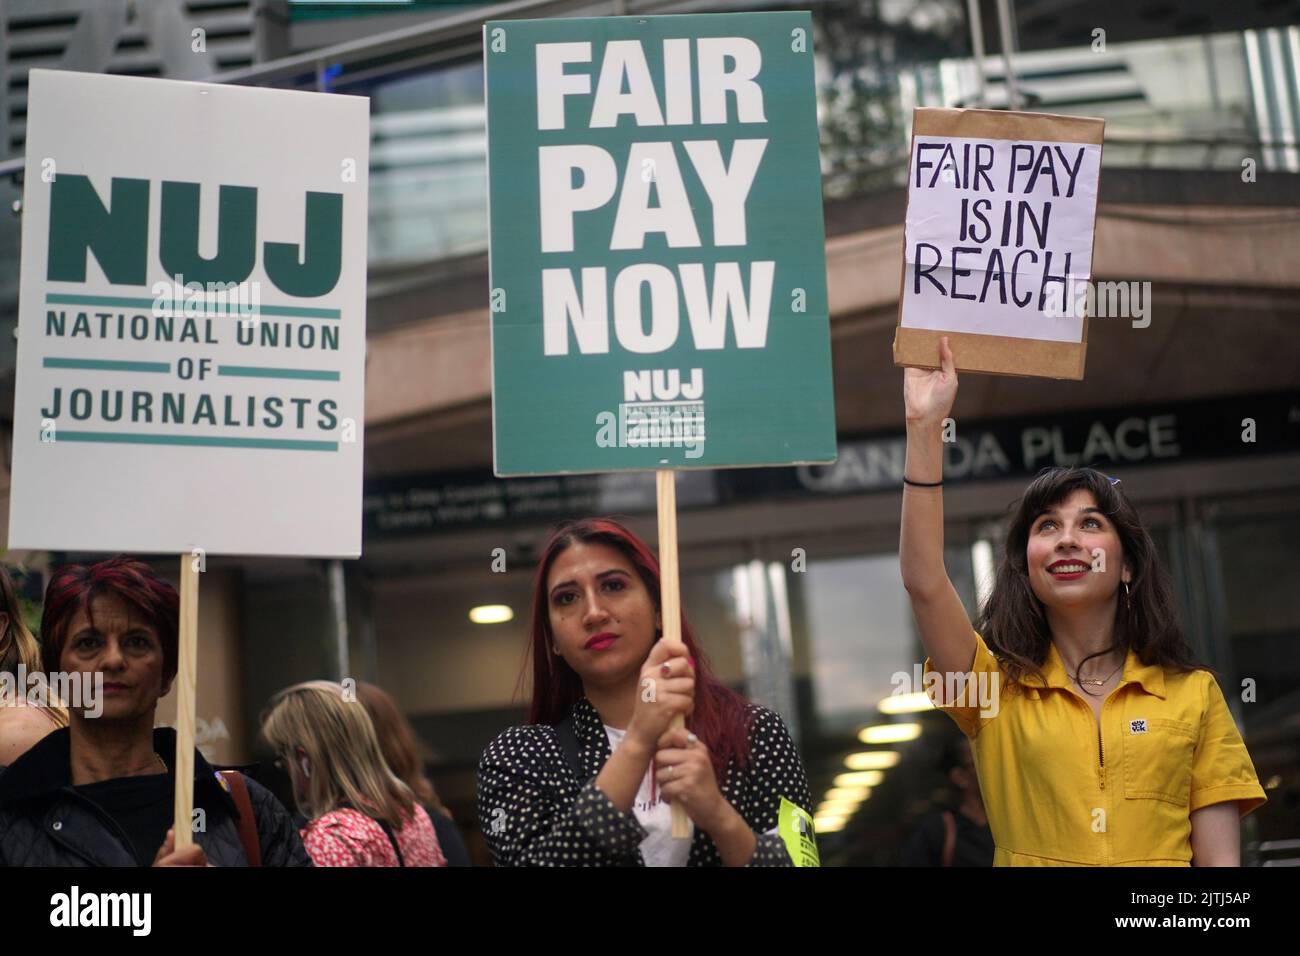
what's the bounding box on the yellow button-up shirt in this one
[925,630,1267,866]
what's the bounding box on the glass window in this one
[680,563,746,691]
[1207,503,1300,854]
[799,553,916,733]
[1213,511,1300,731]
[367,60,488,266]
[780,535,978,862]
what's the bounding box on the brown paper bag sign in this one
[893,107,1105,380]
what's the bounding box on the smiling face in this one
[545,540,661,690]
[1026,488,1131,610]
[58,592,171,722]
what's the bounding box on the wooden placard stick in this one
[655,469,691,839]
[173,555,199,848]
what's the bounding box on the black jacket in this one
[900,807,995,867]
[427,806,472,866]
[0,727,312,867]
[477,697,814,866]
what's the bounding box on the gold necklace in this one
[1070,660,1123,687]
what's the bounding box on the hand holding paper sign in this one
[903,335,958,428]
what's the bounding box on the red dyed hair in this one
[40,556,179,679]
[524,517,752,776]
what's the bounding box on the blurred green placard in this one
[485,12,836,476]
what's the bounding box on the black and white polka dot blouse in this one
[477,696,814,866]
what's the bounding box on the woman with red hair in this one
[0,555,310,867]
[477,518,815,867]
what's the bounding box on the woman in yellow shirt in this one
[899,337,1265,866]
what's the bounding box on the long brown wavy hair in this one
[356,681,451,819]
[975,466,1203,692]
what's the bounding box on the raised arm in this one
[900,336,977,679]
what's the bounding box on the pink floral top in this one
[301,804,446,867]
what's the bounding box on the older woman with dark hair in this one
[0,555,310,867]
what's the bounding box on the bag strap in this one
[218,770,261,867]
[940,810,957,868]
[375,818,405,868]
[337,801,405,867]
[554,715,582,779]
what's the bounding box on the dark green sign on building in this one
[485,12,836,476]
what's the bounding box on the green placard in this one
[485,13,836,476]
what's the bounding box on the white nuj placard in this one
[900,134,1102,344]
[7,70,369,557]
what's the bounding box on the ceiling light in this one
[858,723,921,744]
[469,604,514,624]
[844,751,900,770]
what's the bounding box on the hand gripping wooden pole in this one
[173,555,199,849]
[656,470,691,839]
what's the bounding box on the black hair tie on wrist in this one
[903,476,943,487]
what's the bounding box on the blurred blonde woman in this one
[261,681,445,867]
[0,566,66,766]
